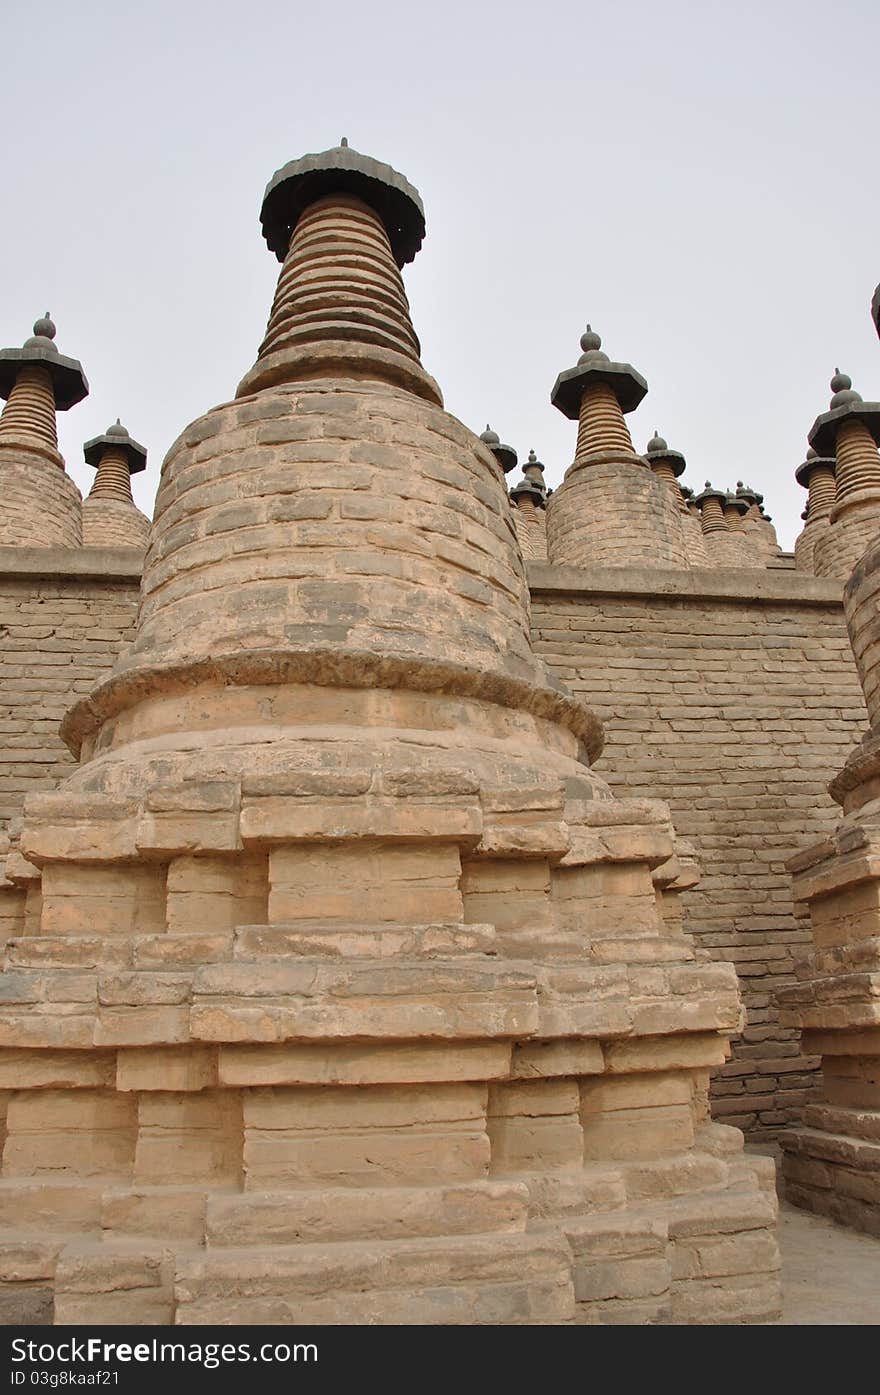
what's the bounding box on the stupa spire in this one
[479,424,517,474]
[545,324,688,568]
[794,446,836,574]
[81,419,150,549]
[0,315,88,547]
[644,431,707,565]
[238,142,440,405]
[809,368,880,578]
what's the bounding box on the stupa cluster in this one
[501,335,880,583]
[0,316,149,552]
[1,135,880,1324]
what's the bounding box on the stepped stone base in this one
[0,758,781,1325]
[0,1111,778,1325]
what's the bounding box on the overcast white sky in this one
[2,0,878,549]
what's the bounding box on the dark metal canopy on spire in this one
[260,141,426,267]
[479,423,517,474]
[644,428,686,477]
[725,490,749,517]
[808,368,880,456]
[735,481,760,506]
[0,314,88,409]
[551,324,647,420]
[693,481,727,507]
[83,419,148,474]
[795,446,835,490]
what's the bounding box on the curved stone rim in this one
[260,146,426,268]
[0,346,89,410]
[83,432,148,474]
[235,339,444,407]
[59,648,605,766]
[550,361,648,420]
[828,737,880,806]
[808,400,880,457]
[795,454,835,489]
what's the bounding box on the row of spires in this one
[484,315,880,577]
[1,134,878,582]
[0,315,149,550]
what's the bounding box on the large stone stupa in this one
[0,142,779,1325]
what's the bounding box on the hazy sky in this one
[3,1,878,549]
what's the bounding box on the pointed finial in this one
[646,429,668,455]
[580,324,602,353]
[32,312,56,341]
[830,367,861,408]
[340,136,349,147]
[479,424,500,447]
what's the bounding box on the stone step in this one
[190,957,539,1044]
[0,1179,102,1233]
[782,1125,880,1171]
[205,1180,529,1246]
[233,921,499,960]
[802,1101,880,1143]
[174,1230,575,1325]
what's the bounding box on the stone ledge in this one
[526,561,843,607]
[0,547,143,583]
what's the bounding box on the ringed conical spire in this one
[810,368,880,579]
[239,141,439,404]
[0,315,88,547]
[545,324,688,569]
[81,419,150,549]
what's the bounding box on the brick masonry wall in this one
[0,549,141,833]
[527,561,868,1140]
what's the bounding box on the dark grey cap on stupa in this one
[694,481,727,507]
[479,424,517,474]
[83,418,148,475]
[724,490,749,516]
[809,368,880,455]
[644,428,685,476]
[509,476,546,506]
[510,449,547,505]
[0,314,88,409]
[795,445,835,490]
[735,481,760,506]
[260,138,426,267]
[872,284,880,341]
[551,325,648,420]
